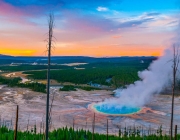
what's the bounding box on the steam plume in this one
[97,48,176,110]
[96,8,180,111]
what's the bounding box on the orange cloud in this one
[53,44,164,57]
[0,49,36,56]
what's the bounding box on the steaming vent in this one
[90,47,177,116]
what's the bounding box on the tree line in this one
[60,85,101,91]
[0,76,46,93]
[24,66,141,88]
[0,125,178,140]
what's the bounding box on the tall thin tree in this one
[45,13,54,140]
[170,45,179,140]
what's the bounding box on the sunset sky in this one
[0,0,179,56]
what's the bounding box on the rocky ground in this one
[0,85,180,135]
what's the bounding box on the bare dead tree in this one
[45,13,55,140]
[170,45,180,140]
[107,119,109,140]
[49,88,56,129]
[14,105,19,140]
[26,114,30,132]
[92,113,95,140]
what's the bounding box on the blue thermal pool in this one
[93,104,141,115]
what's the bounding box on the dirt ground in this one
[1,71,79,85]
[59,63,87,66]
[2,71,30,78]
[0,85,180,135]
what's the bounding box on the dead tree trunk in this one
[174,125,177,140]
[107,119,109,140]
[45,13,54,140]
[170,45,179,140]
[14,105,19,140]
[92,113,95,140]
[73,118,75,130]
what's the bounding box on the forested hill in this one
[0,54,156,64]
[0,55,156,88]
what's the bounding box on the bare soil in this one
[0,85,180,135]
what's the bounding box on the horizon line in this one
[0,54,158,58]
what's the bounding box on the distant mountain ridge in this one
[0,54,156,59]
[0,54,14,58]
[0,54,157,65]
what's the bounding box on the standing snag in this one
[45,13,55,140]
[170,45,180,140]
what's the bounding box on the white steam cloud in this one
[97,48,176,109]
[96,9,180,111]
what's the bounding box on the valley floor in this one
[0,85,179,135]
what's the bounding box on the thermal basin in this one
[92,103,142,115]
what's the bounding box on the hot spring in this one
[92,103,142,115]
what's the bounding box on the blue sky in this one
[3,0,178,12]
[0,0,179,56]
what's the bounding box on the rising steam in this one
[96,8,180,112]
[96,48,177,110]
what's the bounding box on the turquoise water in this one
[94,104,141,115]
